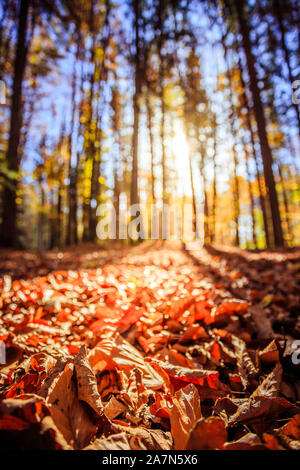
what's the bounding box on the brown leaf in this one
[186,417,227,450]
[248,304,274,339]
[259,340,280,365]
[251,363,282,399]
[74,345,105,416]
[125,368,149,415]
[0,394,70,449]
[223,433,265,450]
[104,396,127,420]
[90,334,164,389]
[263,433,284,450]
[231,335,258,389]
[85,432,131,450]
[277,414,300,441]
[227,364,299,433]
[45,362,98,449]
[147,358,220,388]
[39,357,67,399]
[111,424,173,450]
[170,383,201,450]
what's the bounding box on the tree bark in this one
[146,83,156,203]
[233,0,284,246]
[273,0,300,133]
[130,0,141,209]
[83,0,97,242]
[221,33,240,247]
[211,118,217,243]
[278,163,294,245]
[243,138,257,248]
[158,0,167,205]
[88,0,110,241]
[199,143,210,245]
[237,49,271,247]
[72,58,85,245]
[1,0,30,247]
[66,46,78,246]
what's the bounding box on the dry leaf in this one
[170,383,201,450]
[186,417,227,450]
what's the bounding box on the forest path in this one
[0,241,299,449]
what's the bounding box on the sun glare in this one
[172,121,193,197]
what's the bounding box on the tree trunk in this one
[158,0,167,205]
[237,49,271,247]
[278,163,294,245]
[38,178,45,251]
[199,144,210,245]
[185,122,197,236]
[130,0,140,209]
[0,0,11,80]
[72,58,86,245]
[146,83,156,203]
[56,182,63,248]
[1,0,30,247]
[83,0,97,242]
[88,0,110,241]
[273,0,300,133]
[221,33,240,247]
[243,139,257,248]
[233,0,284,246]
[66,47,78,246]
[232,160,240,247]
[211,119,217,243]
[49,191,56,250]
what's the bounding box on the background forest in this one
[0,0,299,250]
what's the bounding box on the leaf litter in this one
[0,241,299,450]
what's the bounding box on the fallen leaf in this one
[170,383,201,450]
[186,417,227,450]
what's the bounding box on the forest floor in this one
[0,241,300,450]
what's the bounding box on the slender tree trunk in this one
[286,163,300,210]
[114,167,120,239]
[0,1,8,59]
[273,0,300,133]
[237,49,271,247]
[278,163,294,245]
[221,33,240,246]
[88,84,102,242]
[72,58,85,245]
[146,83,156,203]
[49,191,56,250]
[185,123,197,236]
[211,120,217,243]
[18,13,36,151]
[89,139,102,242]
[0,0,11,80]
[243,139,257,247]
[88,0,110,241]
[73,151,80,244]
[255,160,273,247]
[56,182,63,248]
[38,179,45,250]
[1,0,30,247]
[66,47,78,245]
[232,160,240,247]
[233,0,284,246]
[83,0,97,242]
[158,0,167,205]
[199,144,210,245]
[130,0,140,210]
